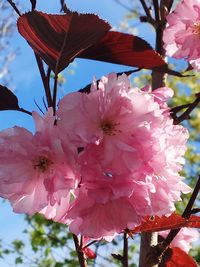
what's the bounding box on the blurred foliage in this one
[0,0,17,86]
[0,0,199,266]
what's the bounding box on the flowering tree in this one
[0,0,200,267]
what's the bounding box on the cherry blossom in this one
[57,73,190,239]
[0,109,78,215]
[163,0,200,70]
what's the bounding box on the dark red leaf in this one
[17,10,111,73]
[82,247,96,259]
[78,31,173,73]
[160,247,198,267]
[0,85,19,111]
[132,213,200,234]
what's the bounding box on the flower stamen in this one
[100,120,120,136]
[33,156,53,173]
[193,22,200,36]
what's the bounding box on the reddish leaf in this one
[82,247,96,259]
[159,247,198,267]
[132,213,200,234]
[0,85,19,111]
[17,10,111,73]
[78,31,173,73]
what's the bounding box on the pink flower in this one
[159,227,199,253]
[0,109,78,215]
[58,73,171,174]
[57,73,190,239]
[163,0,200,70]
[66,189,142,241]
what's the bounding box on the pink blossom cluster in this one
[159,228,199,253]
[0,73,190,240]
[163,0,200,70]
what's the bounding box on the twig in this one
[153,0,160,22]
[72,234,87,267]
[2,107,32,116]
[82,240,98,250]
[34,99,45,114]
[167,0,174,13]
[139,0,153,20]
[140,174,200,266]
[18,108,32,116]
[122,233,128,267]
[34,53,53,108]
[7,0,21,16]
[174,94,200,124]
[170,103,191,114]
[164,175,200,247]
[30,0,36,11]
[111,233,129,267]
[60,0,68,12]
[190,208,200,215]
[52,74,58,115]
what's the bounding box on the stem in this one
[167,0,174,12]
[72,234,87,267]
[122,233,128,267]
[34,53,53,108]
[82,240,97,250]
[52,74,58,115]
[139,0,153,20]
[30,0,36,11]
[164,176,200,247]
[18,108,32,116]
[153,0,160,22]
[7,0,21,16]
[174,94,200,124]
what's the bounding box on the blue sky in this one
[0,1,148,266]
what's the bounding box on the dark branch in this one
[82,240,97,250]
[52,74,58,115]
[139,0,153,20]
[18,108,32,116]
[167,0,174,13]
[174,93,200,124]
[72,234,87,267]
[34,53,53,108]
[123,233,129,267]
[34,99,45,115]
[30,0,36,11]
[7,0,21,16]
[153,0,160,21]
[163,175,200,249]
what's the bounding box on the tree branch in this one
[52,73,58,115]
[7,0,21,16]
[173,93,200,124]
[72,234,87,267]
[153,0,160,22]
[163,175,200,247]
[139,0,153,21]
[166,0,174,13]
[122,233,128,267]
[34,53,53,108]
